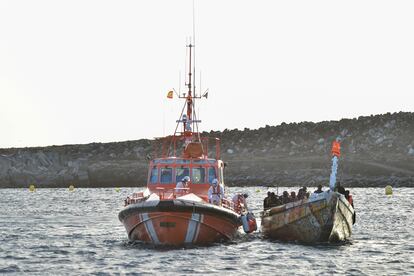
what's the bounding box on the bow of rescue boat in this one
[119,194,242,245]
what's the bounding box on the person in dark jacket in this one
[263,191,272,210]
[314,184,323,194]
[282,191,290,204]
[290,191,296,202]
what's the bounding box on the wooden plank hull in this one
[119,199,241,246]
[261,192,354,243]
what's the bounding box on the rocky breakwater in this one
[0,140,151,188]
[215,112,414,187]
[1,112,413,188]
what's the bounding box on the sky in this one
[1,0,413,148]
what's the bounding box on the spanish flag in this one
[167,91,173,99]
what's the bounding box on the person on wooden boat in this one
[314,184,323,194]
[297,188,304,200]
[298,186,309,200]
[301,186,309,198]
[208,178,224,205]
[344,190,353,206]
[269,192,280,207]
[263,191,272,210]
[335,181,347,196]
[290,191,297,202]
[344,190,356,224]
[274,193,283,206]
[175,176,190,192]
[282,191,290,204]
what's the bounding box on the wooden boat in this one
[118,43,256,246]
[261,190,354,243]
[261,139,355,243]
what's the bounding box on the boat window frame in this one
[175,166,190,184]
[191,167,206,184]
[154,159,175,164]
[149,166,158,184]
[176,159,191,164]
[160,166,173,184]
[207,167,217,184]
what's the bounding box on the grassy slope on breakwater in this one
[1,112,413,188]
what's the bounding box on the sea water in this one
[1,187,413,275]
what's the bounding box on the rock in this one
[384,120,396,129]
[35,151,51,167]
[0,157,12,174]
[375,136,385,145]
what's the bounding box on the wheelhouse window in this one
[175,167,190,183]
[176,159,191,164]
[192,168,205,184]
[160,167,173,184]
[149,167,158,184]
[208,167,216,184]
[154,159,175,164]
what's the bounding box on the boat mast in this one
[185,43,193,134]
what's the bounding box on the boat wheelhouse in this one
[147,157,225,201]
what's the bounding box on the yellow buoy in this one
[115,187,120,192]
[385,185,393,195]
[256,189,261,193]
[69,185,75,192]
[29,184,36,192]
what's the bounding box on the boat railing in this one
[124,187,192,206]
[221,198,237,212]
[125,189,241,214]
[124,192,147,206]
[154,187,190,200]
[152,135,220,160]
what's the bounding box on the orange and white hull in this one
[119,199,241,246]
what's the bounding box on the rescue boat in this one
[261,140,355,243]
[118,43,256,246]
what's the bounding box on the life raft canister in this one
[241,212,257,233]
[331,141,341,157]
